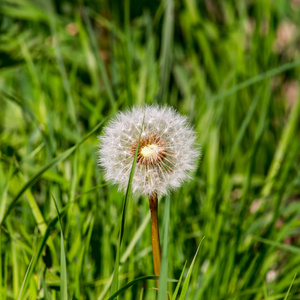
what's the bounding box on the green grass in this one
[1,0,300,299]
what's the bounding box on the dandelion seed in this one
[98,105,199,196]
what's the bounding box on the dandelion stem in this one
[149,192,161,288]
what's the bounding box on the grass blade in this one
[17,252,36,300]
[229,92,260,164]
[158,0,174,103]
[124,0,133,106]
[74,183,108,201]
[171,261,187,300]
[253,236,300,255]
[83,9,116,107]
[283,274,297,300]
[16,210,66,299]
[179,237,205,300]
[52,196,68,300]
[0,162,14,228]
[25,187,47,235]
[158,195,170,300]
[210,59,300,102]
[262,97,300,196]
[47,3,76,125]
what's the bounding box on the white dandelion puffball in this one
[98,105,199,196]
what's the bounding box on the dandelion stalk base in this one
[149,192,161,288]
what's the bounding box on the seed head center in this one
[131,134,167,165]
[141,144,159,158]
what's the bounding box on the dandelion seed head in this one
[98,105,200,196]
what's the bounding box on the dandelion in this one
[99,105,199,196]
[98,105,199,292]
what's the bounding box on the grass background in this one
[1,0,300,299]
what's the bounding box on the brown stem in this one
[149,192,161,288]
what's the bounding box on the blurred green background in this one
[1,0,300,299]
